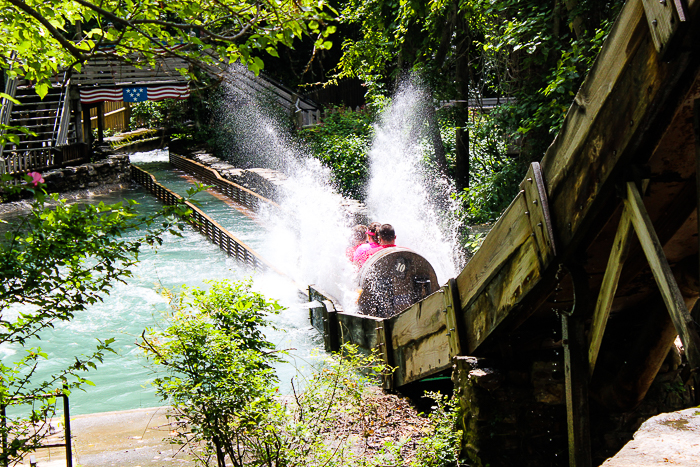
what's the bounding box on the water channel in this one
[2,149,325,415]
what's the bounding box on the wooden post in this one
[692,98,700,403]
[375,319,394,390]
[693,99,700,326]
[96,101,105,144]
[625,181,700,372]
[444,279,466,357]
[588,206,634,375]
[82,103,92,147]
[562,264,591,467]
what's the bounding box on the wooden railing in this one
[131,164,273,271]
[169,153,280,212]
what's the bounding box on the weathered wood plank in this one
[641,0,685,56]
[444,279,466,357]
[588,206,634,375]
[456,192,532,311]
[464,234,544,353]
[519,162,557,268]
[625,181,700,370]
[388,290,451,386]
[542,1,645,190]
[337,312,383,353]
[376,319,394,389]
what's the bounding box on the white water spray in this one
[217,66,360,308]
[217,69,462,310]
[365,80,463,284]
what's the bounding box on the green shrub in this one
[299,106,375,200]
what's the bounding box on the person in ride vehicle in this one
[346,224,368,261]
[352,221,381,263]
[354,224,396,267]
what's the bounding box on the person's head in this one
[378,224,396,245]
[366,222,381,243]
[350,224,367,246]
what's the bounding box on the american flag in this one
[80,85,190,103]
[80,88,123,103]
[148,85,190,101]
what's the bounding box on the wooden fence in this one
[130,164,273,271]
[90,101,130,132]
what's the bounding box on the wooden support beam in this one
[562,264,592,467]
[588,206,634,375]
[444,279,466,357]
[375,319,393,390]
[96,102,104,144]
[625,181,700,371]
[694,98,700,327]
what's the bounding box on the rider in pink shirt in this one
[355,224,396,267]
[346,224,368,261]
[353,222,381,263]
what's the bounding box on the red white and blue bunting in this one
[80,85,190,103]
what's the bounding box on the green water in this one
[1,150,325,415]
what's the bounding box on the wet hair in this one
[367,222,382,240]
[351,224,367,244]
[378,224,396,242]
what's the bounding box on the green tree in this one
[334,0,623,218]
[0,175,195,465]
[0,0,336,96]
[139,280,284,467]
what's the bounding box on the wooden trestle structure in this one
[308,0,700,465]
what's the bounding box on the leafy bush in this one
[140,279,283,466]
[0,173,194,465]
[142,287,465,467]
[299,106,375,199]
[130,99,187,129]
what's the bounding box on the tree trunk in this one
[426,100,449,178]
[454,24,470,191]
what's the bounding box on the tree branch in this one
[5,0,89,61]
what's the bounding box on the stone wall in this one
[42,153,131,193]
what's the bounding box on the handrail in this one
[54,76,71,147]
[131,164,281,273]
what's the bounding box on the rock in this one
[601,407,700,466]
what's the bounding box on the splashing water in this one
[217,69,463,310]
[217,66,360,310]
[365,78,463,284]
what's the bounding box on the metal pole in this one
[62,390,72,467]
[1,404,7,467]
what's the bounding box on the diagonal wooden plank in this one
[588,206,634,375]
[625,181,700,370]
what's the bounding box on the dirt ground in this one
[19,406,190,467]
[20,387,436,467]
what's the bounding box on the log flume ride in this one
[307,0,700,464]
[142,2,700,459]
